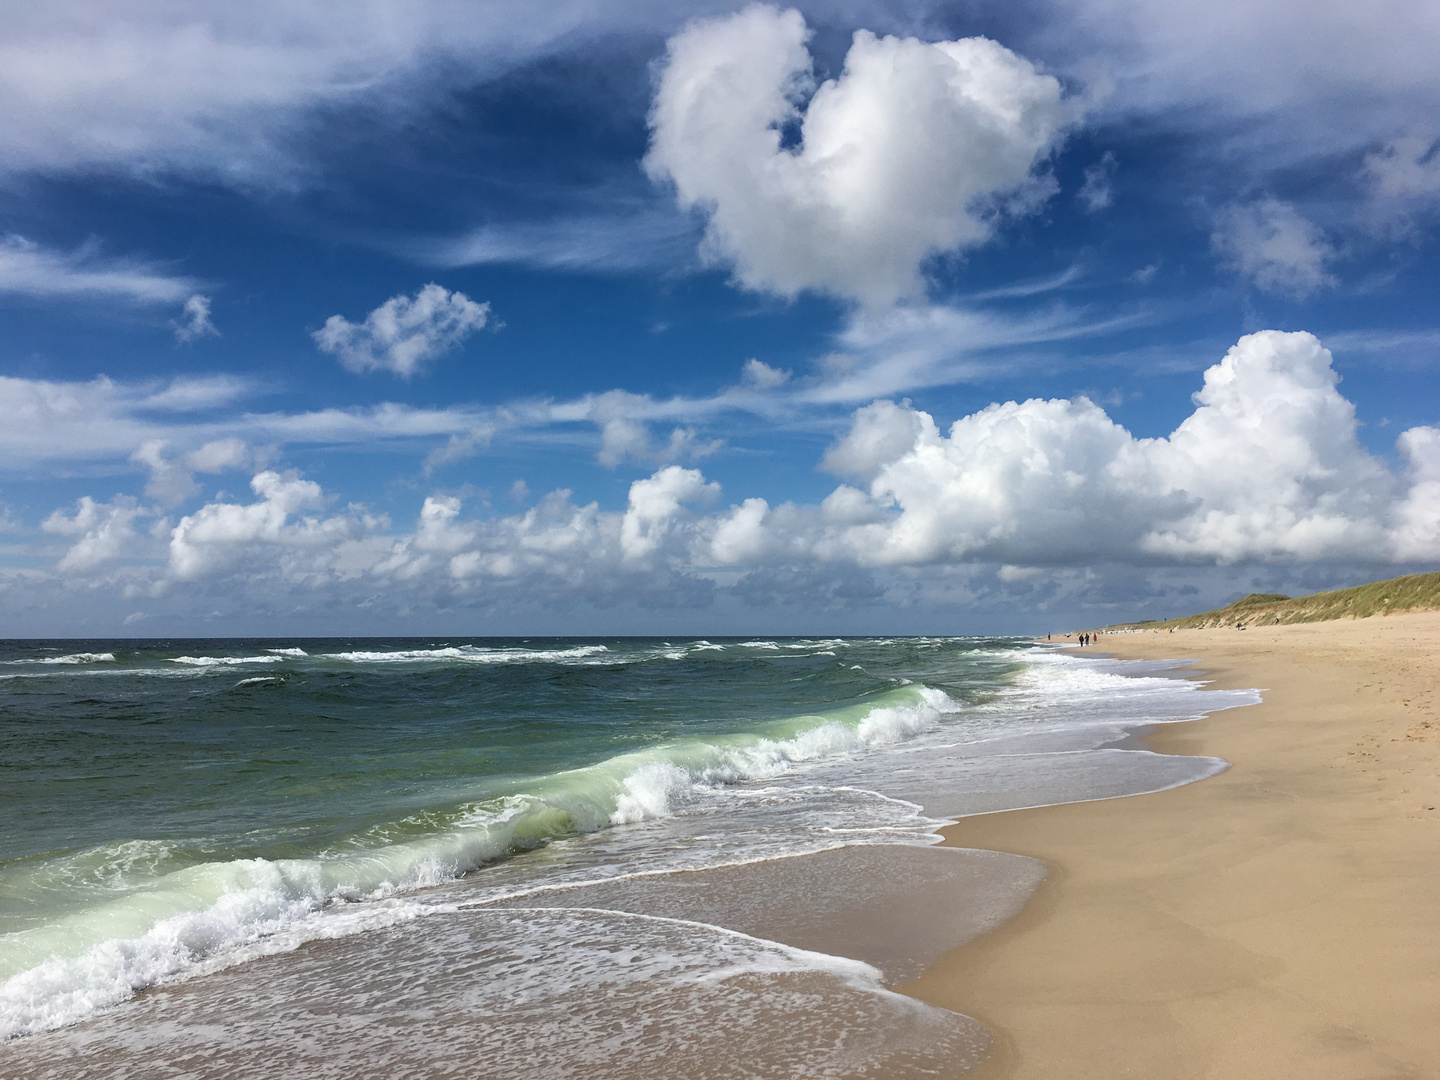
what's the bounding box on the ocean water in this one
[0,636,1258,1078]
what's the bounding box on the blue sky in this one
[2,0,1439,636]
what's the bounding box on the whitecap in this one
[327,645,610,665]
[169,656,285,667]
[1,653,116,666]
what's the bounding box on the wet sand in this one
[904,612,1440,1079]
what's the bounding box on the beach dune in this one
[905,612,1440,1078]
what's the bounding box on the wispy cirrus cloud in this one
[0,373,478,471]
[0,275,1161,492]
[410,208,701,274]
[0,234,201,305]
[0,0,742,187]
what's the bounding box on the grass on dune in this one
[1113,571,1440,630]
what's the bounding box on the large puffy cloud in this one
[808,331,1422,566]
[313,284,491,377]
[621,466,720,559]
[18,330,1440,628]
[3,0,1437,260]
[140,468,720,611]
[168,470,374,581]
[1391,426,1440,561]
[646,6,1074,307]
[42,496,147,574]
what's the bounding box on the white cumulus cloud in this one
[314,284,491,377]
[645,5,1075,308]
[621,466,720,560]
[168,470,358,580]
[21,330,1440,627]
[42,495,147,574]
[805,331,1407,566]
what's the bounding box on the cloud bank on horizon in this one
[1,1,1438,634]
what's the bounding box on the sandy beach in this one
[904,612,1440,1079]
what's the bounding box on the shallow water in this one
[0,636,1258,1076]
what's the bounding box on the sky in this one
[2,0,1439,637]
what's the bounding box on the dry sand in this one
[903,612,1440,1080]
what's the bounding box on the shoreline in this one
[903,613,1440,1078]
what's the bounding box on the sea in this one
[0,635,1258,1079]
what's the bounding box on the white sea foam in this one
[0,885,443,1041]
[0,796,552,1038]
[0,685,955,1039]
[264,648,308,658]
[169,655,285,667]
[1,653,116,666]
[326,644,609,665]
[4,907,989,1079]
[605,686,957,825]
[0,646,1260,1046]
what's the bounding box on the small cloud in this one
[508,479,530,501]
[132,439,200,506]
[597,418,722,469]
[597,418,654,468]
[133,437,256,508]
[185,438,251,474]
[1077,152,1117,213]
[314,283,491,377]
[1211,198,1336,298]
[1364,134,1440,202]
[1078,386,1127,408]
[1361,134,1440,236]
[741,358,790,389]
[1130,263,1159,285]
[423,424,495,474]
[172,294,219,343]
